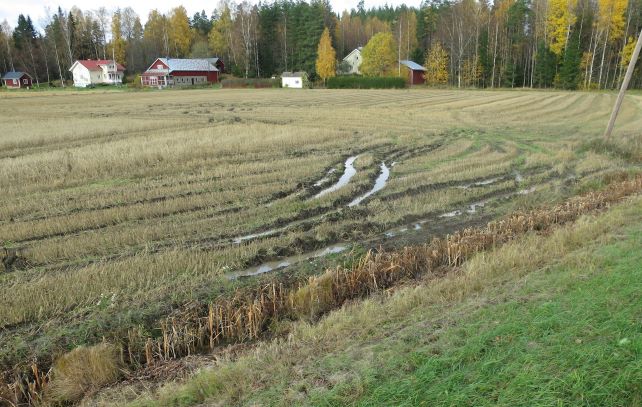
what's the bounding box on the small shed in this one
[281,72,307,88]
[2,71,33,89]
[399,60,427,85]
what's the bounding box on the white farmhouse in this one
[69,60,125,87]
[342,47,362,74]
[281,72,307,88]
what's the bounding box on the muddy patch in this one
[313,168,337,187]
[348,162,391,207]
[226,244,348,279]
[232,229,281,245]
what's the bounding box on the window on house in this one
[23,79,28,84]
[158,64,163,69]
[13,79,18,85]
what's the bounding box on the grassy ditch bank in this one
[123,181,642,407]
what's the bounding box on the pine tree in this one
[558,30,582,89]
[315,27,336,84]
[361,31,397,77]
[424,42,449,85]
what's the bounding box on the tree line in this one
[0,0,640,89]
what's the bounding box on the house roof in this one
[74,60,126,72]
[400,60,426,71]
[2,71,31,80]
[343,47,362,61]
[282,72,307,78]
[158,58,219,72]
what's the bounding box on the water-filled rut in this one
[314,156,358,198]
[348,162,391,207]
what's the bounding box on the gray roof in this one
[400,60,426,71]
[2,71,31,80]
[282,72,307,78]
[159,58,219,72]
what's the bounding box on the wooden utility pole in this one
[604,28,642,139]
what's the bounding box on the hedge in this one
[222,78,281,89]
[327,76,406,89]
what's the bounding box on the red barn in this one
[2,71,33,89]
[141,58,221,88]
[400,60,427,85]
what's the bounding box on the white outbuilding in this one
[281,72,307,88]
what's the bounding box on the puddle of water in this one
[514,172,523,183]
[458,176,502,189]
[313,168,339,187]
[348,162,390,207]
[414,223,422,230]
[314,177,330,187]
[226,244,348,279]
[518,186,536,195]
[233,229,279,244]
[467,200,489,214]
[314,156,358,198]
[440,210,462,218]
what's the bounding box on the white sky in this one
[1,0,422,31]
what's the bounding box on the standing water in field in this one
[348,162,390,207]
[314,156,358,198]
[232,228,280,244]
[226,244,348,279]
[314,168,337,187]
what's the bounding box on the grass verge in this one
[121,194,642,407]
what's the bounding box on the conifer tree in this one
[559,30,582,89]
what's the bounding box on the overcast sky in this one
[1,0,422,30]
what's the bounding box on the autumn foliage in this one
[361,32,398,77]
[316,27,337,83]
[424,42,449,86]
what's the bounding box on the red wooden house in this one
[141,58,222,88]
[400,60,427,85]
[2,71,33,89]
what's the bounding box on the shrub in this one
[221,78,281,89]
[128,74,143,89]
[327,76,406,89]
[47,342,122,403]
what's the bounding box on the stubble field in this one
[1,88,641,384]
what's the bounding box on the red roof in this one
[76,60,125,71]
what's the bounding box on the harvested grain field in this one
[1,88,641,398]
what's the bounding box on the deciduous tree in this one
[361,31,397,76]
[315,27,336,83]
[168,6,192,57]
[424,41,449,85]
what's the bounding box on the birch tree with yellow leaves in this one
[316,27,336,84]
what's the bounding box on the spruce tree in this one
[534,41,557,88]
[559,30,581,90]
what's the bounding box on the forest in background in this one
[1,0,641,89]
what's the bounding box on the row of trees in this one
[1,0,640,89]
